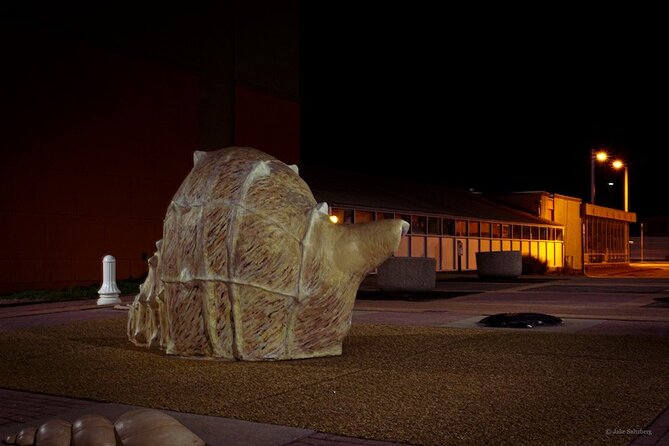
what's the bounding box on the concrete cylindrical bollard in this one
[97,254,122,305]
[476,251,523,278]
[377,257,436,292]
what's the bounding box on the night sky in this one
[299,5,668,220]
[3,3,666,219]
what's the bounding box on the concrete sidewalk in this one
[1,271,668,445]
[354,274,669,337]
[0,388,327,446]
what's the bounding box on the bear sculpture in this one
[127,147,408,360]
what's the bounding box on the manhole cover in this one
[648,296,669,307]
[479,312,563,328]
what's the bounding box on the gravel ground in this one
[1,317,667,446]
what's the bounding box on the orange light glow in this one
[329,215,339,223]
[612,159,624,169]
[595,151,608,162]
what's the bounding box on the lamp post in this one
[612,159,629,212]
[591,149,608,204]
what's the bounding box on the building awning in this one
[582,203,637,222]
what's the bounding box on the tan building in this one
[304,169,566,272]
[491,192,636,269]
[305,169,636,273]
[491,192,583,270]
[582,203,637,264]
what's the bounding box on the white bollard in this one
[97,254,122,305]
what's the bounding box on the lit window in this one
[456,220,467,236]
[355,210,374,223]
[331,208,344,224]
[427,217,441,235]
[411,215,427,234]
[468,221,480,237]
[480,222,491,237]
[443,219,455,236]
[531,226,539,240]
[501,224,510,239]
[522,226,531,239]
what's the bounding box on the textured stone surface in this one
[114,409,205,446]
[127,147,406,360]
[476,251,522,278]
[377,257,436,292]
[2,410,204,446]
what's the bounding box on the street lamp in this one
[611,159,629,212]
[591,149,609,204]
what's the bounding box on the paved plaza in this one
[1,264,668,445]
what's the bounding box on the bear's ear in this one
[316,202,329,215]
[193,150,208,166]
[401,220,410,235]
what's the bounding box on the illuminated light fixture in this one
[591,149,610,204]
[611,159,629,212]
[329,215,339,224]
[595,151,608,162]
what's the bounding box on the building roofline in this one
[300,166,564,227]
